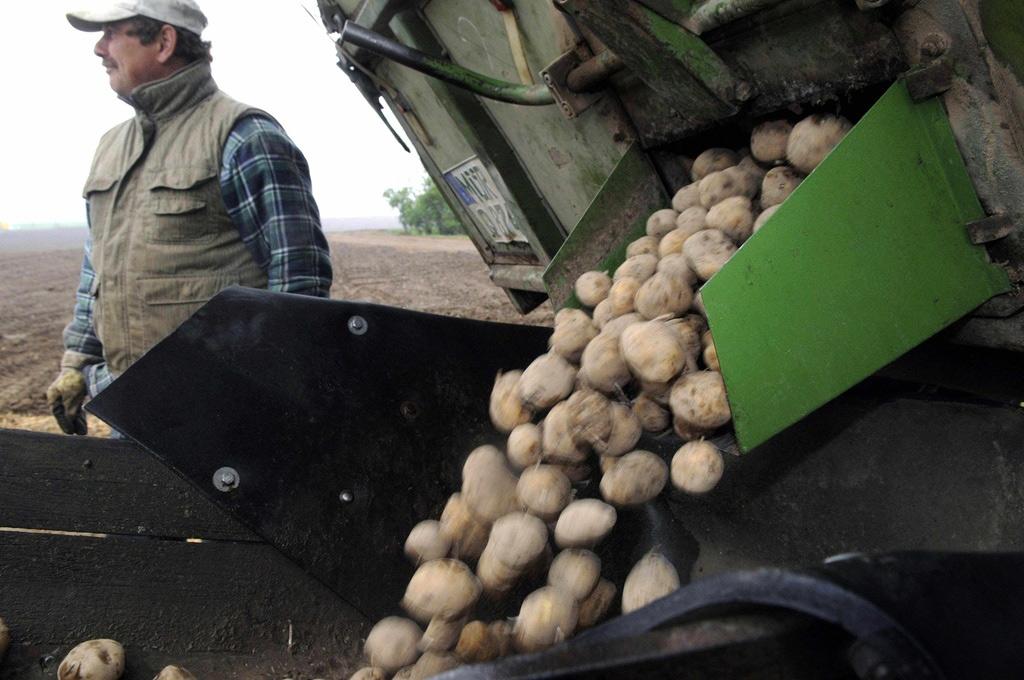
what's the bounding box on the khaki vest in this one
[83,61,269,376]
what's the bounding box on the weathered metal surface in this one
[702,80,1010,451]
[557,0,740,119]
[540,50,606,120]
[0,429,364,680]
[489,263,549,292]
[423,0,636,234]
[0,430,257,542]
[613,0,905,147]
[542,143,669,308]
[966,213,1017,244]
[904,59,953,101]
[87,288,552,621]
[683,0,791,34]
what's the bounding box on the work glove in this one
[46,368,88,435]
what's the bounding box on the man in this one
[47,0,333,434]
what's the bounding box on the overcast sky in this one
[0,1,427,225]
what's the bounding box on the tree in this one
[384,176,464,235]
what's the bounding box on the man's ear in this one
[155,24,179,64]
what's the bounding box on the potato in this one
[58,639,125,680]
[154,667,196,680]
[419,616,465,652]
[489,370,532,433]
[753,204,780,233]
[760,166,803,208]
[671,440,725,494]
[578,578,617,629]
[674,206,707,240]
[554,498,617,548]
[702,336,719,371]
[594,402,642,457]
[673,414,711,441]
[567,389,612,447]
[691,148,738,181]
[601,312,643,341]
[507,422,543,471]
[669,320,702,363]
[592,298,614,328]
[405,520,452,565]
[462,445,519,523]
[488,621,515,658]
[514,586,579,652]
[440,493,490,561]
[656,253,697,288]
[691,290,706,317]
[698,166,757,209]
[639,379,672,405]
[553,462,593,483]
[519,352,577,411]
[645,209,679,238]
[787,114,851,174]
[574,270,612,307]
[613,254,658,283]
[393,666,415,679]
[410,651,459,679]
[548,549,601,601]
[542,401,588,464]
[607,277,641,317]
[632,394,670,433]
[580,331,632,394]
[626,235,660,258]
[517,465,572,522]
[600,450,668,506]
[705,196,755,243]
[365,618,422,673]
[683,229,736,281]
[550,308,598,363]
[736,155,766,184]
[656,227,689,259]
[476,548,521,595]
[402,559,482,623]
[671,182,701,212]
[350,668,386,680]
[622,553,680,614]
[620,319,688,384]
[455,621,502,663]
[634,272,694,321]
[487,512,549,571]
[751,120,793,163]
[669,371,731,430]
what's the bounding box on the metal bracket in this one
[966,214,1017,244]
[973,289,1024,318]
[541,50,603,120]
[905,60,953,102]
[855,0,892,9]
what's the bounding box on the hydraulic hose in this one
[339,21,555,106]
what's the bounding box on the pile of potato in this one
[351,115,850,679]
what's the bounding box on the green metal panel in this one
[702,81,1011,452]
[543,143,669,307]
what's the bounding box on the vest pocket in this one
[138,275,239,352]
[147,167,220,243]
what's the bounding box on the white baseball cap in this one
[67,0,208,36]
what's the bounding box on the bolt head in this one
[339,490,354,503]
[220,471,236,486]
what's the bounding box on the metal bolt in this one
[339,490,354,503]
[920,32,950,58]
[213,466,240,492]
[734,81,755,102]
[348,315,368,335]
[400,401,420,421]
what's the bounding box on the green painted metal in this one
[419,57,555,106]
[701,81,1011,452]
[979,0,1024,80]
[543,143,669,308]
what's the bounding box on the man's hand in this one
[46,369,88,435]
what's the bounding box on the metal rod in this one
[339,21,555,106]
[683,0,789,34]
[566,50,625,93]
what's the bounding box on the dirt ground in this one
[0,230,553,436]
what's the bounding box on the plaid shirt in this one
[66,115,333,394]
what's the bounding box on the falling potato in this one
[599,450,669,506]
[554,498,617,549]
[626,235,661,258]
[507,422,543,471]
[622,552,681,614]
[750,120,793,163]
[578,578,617,629]
[405,520,452,565]
[419,616,465,652]
[548,549,601,601]
[153,667,197,680]
[669,371,732,430]
[671,440,725,494]
[349,668,386,680]
[439,493,490,561]
[787,114,851,174]
[58,639,125,680]
[645,209,679,238]
[513,586,579,653]
[575,270,612,307]
[691,148,738,181]
[671,182,701,212]
[402,558,482,623]
[489,370,532,433]
[462,445,520,523]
